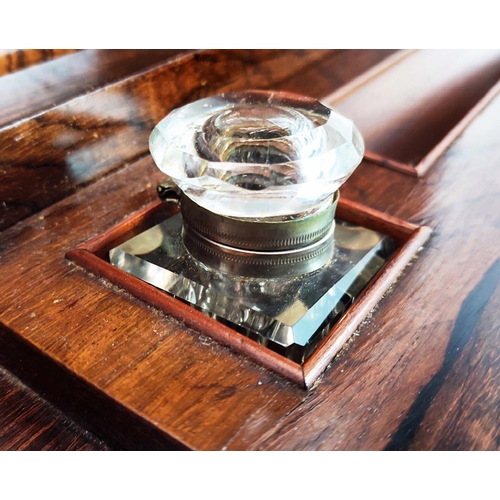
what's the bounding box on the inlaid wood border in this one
[326,49,500,177]
[66,199,431,389]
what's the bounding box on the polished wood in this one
[278,49,398,99]
[0,49,187,129]
[0,156,306,450]
[327,49,500,176]
[303,206,430,388]
[0,322,186,450]
[0,49,330,232]
[1,49,499,450]
[0,49,77,76]
[66,198,429,388]
[0,365,108,450]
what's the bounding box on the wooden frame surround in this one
[67,198,431,389]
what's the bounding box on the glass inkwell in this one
[109,91,395,364]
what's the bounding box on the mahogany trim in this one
[303,225,431,388]
[66,199,430,388]
[363,151,419,177]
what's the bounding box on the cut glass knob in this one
[149,90,364,219]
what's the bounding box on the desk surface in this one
[0,49,498,451]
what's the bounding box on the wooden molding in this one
[326,49,500,177]
[67,199,431,389]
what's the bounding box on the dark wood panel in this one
[0,323,187,450]
[278,49,397,99]
[0,49,330,232]
[0,49,187,129]
[0,365,109,451]
[328,49,500,175]
[408,262,500,451]
[1,50,499,451]
[0,156,306,451]
[0,49,77,76]
[242,86,500,451]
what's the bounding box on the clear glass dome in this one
[149,90,364,219]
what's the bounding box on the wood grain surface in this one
[327,49,500,175]
[0,49,330,232]
[278,49,397,99]
[0,49,187,129]
[246,86,500,451]
[1,50,499,450]
[0,365,108,450]
[0,49,77,76]
[0,157,307,450]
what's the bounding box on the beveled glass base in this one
[109,214,395,364]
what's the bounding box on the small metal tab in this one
[157,180,181,205]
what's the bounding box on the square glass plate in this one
[67,199,430,387]
[109,214,395,364]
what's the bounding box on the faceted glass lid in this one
[149,90,364,219]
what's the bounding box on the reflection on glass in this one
[110,214,394,364]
